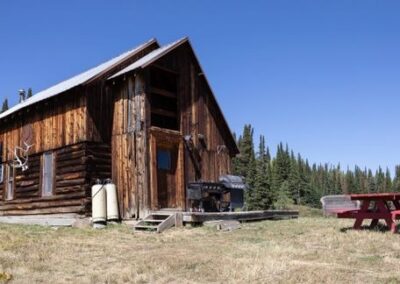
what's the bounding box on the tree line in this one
[0,88,33,114]
[232,124,400,209]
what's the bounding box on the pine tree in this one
[384,168,393,192]
[232,124,256,209]
[252,135,271,209]
[288,151,301,204]
[367,169,376,193]
[272,142,291,194]
[233,124,255,178]
[393,166,400,192]
[273,181,293,209]
[1,98,8,113]
[376,167,385,193]
[27,88,33,98]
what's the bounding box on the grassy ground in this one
[1,209,400,283]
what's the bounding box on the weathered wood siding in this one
[111,75,149,219]
[0,142,110,216]
[0,89,87,161]
[154,43,235,183]
[109,42,237,216]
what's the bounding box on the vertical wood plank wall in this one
[111,74,149,219]
[0,89,87,161]
[110,42,237,217]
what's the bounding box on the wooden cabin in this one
[0,37,239,219]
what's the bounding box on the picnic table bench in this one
[335,193,400,233]
[320,195,360,216]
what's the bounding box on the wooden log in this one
[0,191,86,205]
[56,178,86,186]
[55,185,84,194]
[56,165,86,174]
[56,172,87,181]
[0,198,86,211]
[15,185,39,193]
[0,206,86,216]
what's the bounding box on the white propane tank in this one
[91,179,106,224]
[105,178,119,221]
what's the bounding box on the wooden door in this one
[149,128,185,211]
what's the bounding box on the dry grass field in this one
[1,208,400,284]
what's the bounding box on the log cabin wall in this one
[0,87,112,216]
[0,141,110,216]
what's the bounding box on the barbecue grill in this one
[187,175,247,212]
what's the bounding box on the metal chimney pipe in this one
[19,89,26,103]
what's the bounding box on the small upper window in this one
[157,149,171,171]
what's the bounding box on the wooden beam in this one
[150,87,177,99]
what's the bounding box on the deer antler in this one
[8,142,34,171]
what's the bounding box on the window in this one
[157,149,171,171]
[149,66,179,131]
[0,164,3,184]
[42,152,54,197]
[5,165,14,201]
[0,142,3,183]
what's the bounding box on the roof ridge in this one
[108,37,188,80]
[0,38,157,120]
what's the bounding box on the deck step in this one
[141,219,163,223]
[134,213,176,233]
[134,225,158,231]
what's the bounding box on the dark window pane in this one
[157,150,171,170]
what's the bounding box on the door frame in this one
[149,127,185,210]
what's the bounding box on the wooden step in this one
[141,219,163,223]
[134,225,158,231]
[134,213,176,233]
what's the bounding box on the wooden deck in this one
[181,210,299,223]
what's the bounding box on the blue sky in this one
[0,1,399,174]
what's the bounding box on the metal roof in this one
[108,37,188,80]
[0,38,157,120]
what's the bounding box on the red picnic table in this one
[337,193,400,233]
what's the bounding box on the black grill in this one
[187,175,246,212]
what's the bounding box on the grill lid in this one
[218,175,247,189]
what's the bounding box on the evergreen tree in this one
[393,166,400,192]
[367,169,376,193]
[233,124,397,210]
[375,167,385,193]
[288,151,301,204]
[385,168,392,192]
[27,88,33,98]
[252,135,271,209]
[273,181,293,209]
[232,124,256,209]
[272,142,291,192]
[1,98,8,113]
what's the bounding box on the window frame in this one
[0,163,3,184]
[5,165,15,201]
[0,142,3,184]
[41,151,55,197]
